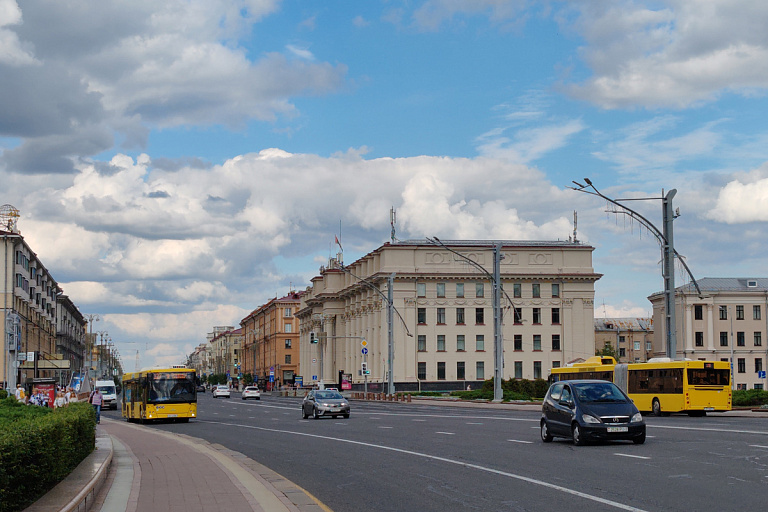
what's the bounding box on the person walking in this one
[89,387,103,424]
[15,384,26,404]
[54,391,68,408]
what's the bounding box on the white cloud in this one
[708,171,768,223]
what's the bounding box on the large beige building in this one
[296,240,601,391]
[650,278,768,390]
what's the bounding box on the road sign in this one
[312,358,317,363]
[270,366,274,371]
[312,375,317,380]
[362,347,368,355]
[27,351,35,362]
[759,370,766,379]
[361,340,368,347]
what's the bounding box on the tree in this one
[596,341,619,362]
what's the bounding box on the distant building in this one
[296,239,601,391]
[207,326,241,380]
[594,318,654,363]
[649,277,768,390]
[56,294,87,382]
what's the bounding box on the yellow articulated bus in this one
[122,367,197,423]
[550,356,731,416]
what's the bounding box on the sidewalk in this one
[27,417,328,512]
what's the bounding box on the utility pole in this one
[387,273,395,395]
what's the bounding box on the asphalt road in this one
[102,394,768,512]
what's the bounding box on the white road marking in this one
[614,453,650,460]
[378,426,393,429]
[436,432,455,435]
[508,439,533,444]
[201,420,649,512]
[749,444,768,449]
[413,419,426,422]
[467,422,483,425]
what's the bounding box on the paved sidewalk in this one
[95,419,328,512]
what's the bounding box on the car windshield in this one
[315,391,343,400]
[573,382,626,403]
[97,386,115,395]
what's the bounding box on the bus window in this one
[687,368,730,386]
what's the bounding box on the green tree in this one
[596,341,619,361]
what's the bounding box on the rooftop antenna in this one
[390,206,397,243]
[573,210,578,243]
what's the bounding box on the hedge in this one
[733,389,768,407]
[449,377,550,401]
[0,398,95,512]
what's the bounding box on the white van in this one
[94,380,118,410]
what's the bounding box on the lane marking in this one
[749,444,768,449]
[413,419,426,422]
[201,420,649,512]
[436,432,455,435]
[378,426,393,429]
[614,453,650,460]
[467,422,483,425]
[508,439,533,444]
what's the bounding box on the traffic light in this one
[310,331,317,343]
[361,362,370,375]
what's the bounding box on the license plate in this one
[704,407,714,411]
[329,408,339,412]
[168,414,178,418]
[607,426,628,433]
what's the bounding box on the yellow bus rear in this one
[122,368,197,423]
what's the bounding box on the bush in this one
[0,401,95,512]
[0,389,6,400]
[454,378,548,401]
[733,389,768,407]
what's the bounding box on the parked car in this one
[241,386,261,400]
[540,379,646,445]
[302,389,350,419]
[196,384,205,393]
[212,385,231,398]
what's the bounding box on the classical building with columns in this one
[650,278,768,390]
[295,240,601,391]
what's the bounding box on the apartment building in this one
[650,277,768,390]
[1,220,62,388]
[207,326,241,380]
[296,240,601,391]
[594,318,654,363]
[56,294,87,382]
[241,292,301,390]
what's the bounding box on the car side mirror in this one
[559,399,573,408]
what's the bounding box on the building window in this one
[514,307,523,324]
[694,305,703,320]
[646,341,652,351]
[552,361,561,368]
[456,308,465,324]
[756,358,763,373]
[514,334,522,351]
[513,283,521,298]
[619,335,625,343]
[634,341,641,351]
[284,324,292,333]
[736,305,744,320]
[552,334,561,351]
[694,332,703,347]
[417,283,426,297]
[418,362,426,380]
[457,362,465,380]
[436,283,446,298]
[418,335,426,352]
[533,335,541,351]
[285,354,291,364]
[551,283,560,298]
[720,332,728,346]
[532,308,541,324]
[437,308,446,324]
[756,384,765,390]
[533,361,542,379]
[476,335,485,351]
[754,305,762,321]
[284,308,292,317]
[532,283,540,298]
[737,383,747,390]
[437,335,446,351]
[457,335,465,352]
[476,361,485,379]
[512,361,522,379]
[285,339,292,349]
[737,358,745,373]
[619,348,626,357]
[476,308,484,324]
[551,308,560,324]
[755,332,763,346]
[719,306,728,320]
[737,332,745,347]
[437,362,446,380]
[456,283,464,298]
[476,282,484,298]
[418,308,427,324]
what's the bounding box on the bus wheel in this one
[652,399,662,417]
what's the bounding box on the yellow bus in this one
[550,356,731,416]
[122,367,197,423]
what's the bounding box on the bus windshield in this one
[147,372,196,403]
[688,368,730,386]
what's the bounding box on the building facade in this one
[650,278,768,390]
[208,327,242,381]
[241,292,300,390]
[594,318,654,363]
[296,240,601,391]
[56,294,87,383]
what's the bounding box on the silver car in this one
[302,389,350,419]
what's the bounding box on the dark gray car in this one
[302,389,350,419]
[541,379,646,445]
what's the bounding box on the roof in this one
[394,239,591,248]
[594,318,653,331]
[673,278,768,294]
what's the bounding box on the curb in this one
[24,428,113,512]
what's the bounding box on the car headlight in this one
[631,412,643,423]
[341,402,348,407]
[581,414,601,424]
[322,403,330,407]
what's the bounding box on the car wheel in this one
[540,421,553,443]
[344,413,350,419]
[302,407,308,419]
[633,431,646,445]
[652,398,662,417]
[242,396,246,400]
[313,406,321,420]
[572,423,586,446]
[256,397,260,400]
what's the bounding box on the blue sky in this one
[3,0,768,368]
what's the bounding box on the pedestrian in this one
[54,391,68,408]
[89,387,103,424]
[65,387,73,403]
[15,384,26,404]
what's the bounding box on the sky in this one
[3,0,768,370]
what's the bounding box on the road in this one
[102,394,768,512]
